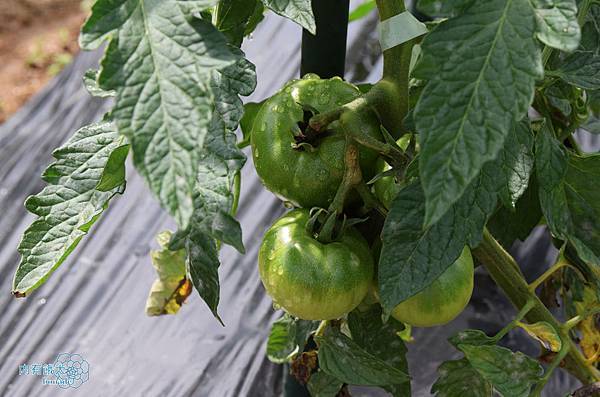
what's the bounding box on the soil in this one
[0,0,87,123]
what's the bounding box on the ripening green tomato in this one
[391,247,474,327]
[251,74,382,208]
[258,209,374,320]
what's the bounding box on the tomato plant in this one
[10,0,600,395]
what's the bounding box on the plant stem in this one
[564,305,600,331]
[372,0,414,137]
[356,182,388,216]
[532,344,571,397]
[328,140,362,214]
[528,258,568,293]
[492,299,535,342]
[473,228,600,384]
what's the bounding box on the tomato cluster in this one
[251,76,474,326]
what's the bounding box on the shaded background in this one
[1,2,598,396]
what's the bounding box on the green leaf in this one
[554,4,600,89]
[414,0,543,226]
[498,122,535,209]
[316,328,409,387]
[83,69,115,98]
[80,0,236,230]
[449,329,496,348]
[239,100,266,148]
[266,314,319,363]
[96,143,130,191]
[261,0,315,34]
[347,305,410,396]
[13,122,126,296]
[532,0,580,51]
[185,223,222,322]
[349,0,376,22]
[416,0,474,17]
[215,0,264,47]
[431,358,493,397]
[536,127,600,265]
[188,52,256,254]
[145,231,192,316]
[458,344,543,397]
[306,371,343,397]
[487,174,542,248]
[516,321,562,352]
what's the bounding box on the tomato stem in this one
[371,0,415,136]
[492,299,535,342]
[355,182,388,216]
[473,228,600,384]
[563,305,600,331]
[327,140,362,216]
[528,255,570,293]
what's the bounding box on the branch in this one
[473,228,600,385]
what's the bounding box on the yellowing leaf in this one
[145,231,192,316]
[516,321,562,352]
[574,288,600,363]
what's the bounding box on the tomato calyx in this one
[306,208,367,244]
[291,104,334,151]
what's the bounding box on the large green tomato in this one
[391,247,474,327]
[251,75,382,208]
[258,209,374,320]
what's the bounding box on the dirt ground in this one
[0,0,87,123]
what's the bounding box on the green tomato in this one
[391,247,474,327]
[258,209,374,320]
[251,74,382,208]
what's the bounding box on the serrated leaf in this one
[80,0,237,230]
[416,0,474,17]
[487,174,542,248]
[189,52,256,254]
[554,4,600,89]
[431,358,493,397]
[347,306,410,396]
[316,328,409,387]
[516,321,562,352]
[536,127,600,265]
[83,69,115,98]
[414,0,543,226]
[449,329,496,348]
[458,344,543,397]
[185,224,222,322]
[13,122,126,296]
[498,122,535,209]
[261,0,315,34]
[145,231,193,316]
[215,0,263,47]
[96,144,130,191]
[532,0,580,51]
[306,371,343,397]
[266,314,319,364]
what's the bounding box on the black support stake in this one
[300,0,350,79]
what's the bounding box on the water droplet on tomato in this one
[318,93,329,105]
